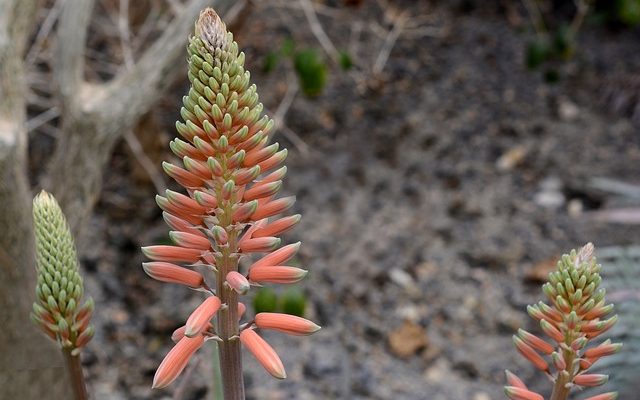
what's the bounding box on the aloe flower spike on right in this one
[505,243,622,400]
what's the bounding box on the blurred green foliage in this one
[293,49,328,97]
[252,286,308,317]
[253,287,278,314]
[616,0,640,25]
[262,37,353,97]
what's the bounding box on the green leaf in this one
[339,50,353,70]
[525,38,551,69]
[281,288,306,317]
[263,51,279,73]
[253,287,278,314]
[294,49,328,97]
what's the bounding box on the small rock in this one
[496,146,527,171]
[558,98,580,121]
[388,320,429,358]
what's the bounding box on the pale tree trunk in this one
[0,0,73,398]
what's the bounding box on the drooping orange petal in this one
[248,266,308,284]
[169,231,211,250]
[152,335,205,389]
[250,196,295,221]
[143,262,204,288]
[504,386,544,400]
[239,237,281,253]
[513,336,549,372]
[255,313,320,336]
[251,242,300,269]
[252,214,301,238]
[240,328,286,379]
[142,246,202,263]
[574,374,608,387]
[505,370,527,389]
[185,296,221,337]
[226,271,250,294]
[583,392,618,400]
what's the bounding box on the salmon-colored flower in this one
[153,335,205,389]
[226,271,250,294]
[251,242,301,269]
[240,329,286,379]
[584,340,622,358]
[513,336,548,372]
[574,373,609,387]
[255,313,320,336]
[252,215,301,238]
[583,392,618,400]
[185,296,221,337]
[141,245,202,263]
[504,370,527,389]
[517,329,554,355]
[239,237,281,253]
[249,266,308,284]
[504,386,544,400]
[143,262,204,288]
[251,196,296,220]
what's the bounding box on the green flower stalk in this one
[31,190,94,400]
[505,243,622,400]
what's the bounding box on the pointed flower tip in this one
[255,313,320,336]
[185,296,221,337]
[240,329,287,380]
[153,335,204,389]
[195,8,228,51]
[226,271,250,294]
[504,370,527,389]
[504,386,544,400]
[584,392,618,400]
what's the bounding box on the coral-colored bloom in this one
[504,386,544,400]
[141,245,202,263]
[153,335,205,389]
[143,262,204,288]
[240,329,286,379]
[252,214,301,238]
[584,340,622,358]
[504,370,527,389]
[249,266,308,284]
[574,373,609,387]
[169,231,211,250]
[251,196,296,220]
[239,237,281,253]
[255,313,320,336]
[517,329,554,355]
[583,392,618,400]
[251,242,301,269]
[185,296,221,337]
[226,271,250,294]
[512,336,549,372]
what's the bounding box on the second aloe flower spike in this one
[505,243,622,400]
[142,8,320,398]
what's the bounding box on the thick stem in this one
[215,201,244,399]
[63,349,88,400]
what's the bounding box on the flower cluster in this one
[505,243,621,400]
[31,191,94,355]
[142,8,320,390]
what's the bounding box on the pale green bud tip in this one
[195,8,228,52]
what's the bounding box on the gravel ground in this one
[66,2,640,399]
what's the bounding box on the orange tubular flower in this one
[255,313,321,336]
[142,8,319,397]
[505,244,622,400]
[152,335,205,389]
[240,329,286,379]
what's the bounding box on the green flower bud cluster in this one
[31,191,94,354]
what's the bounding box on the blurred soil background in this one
[23,0,640,399]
